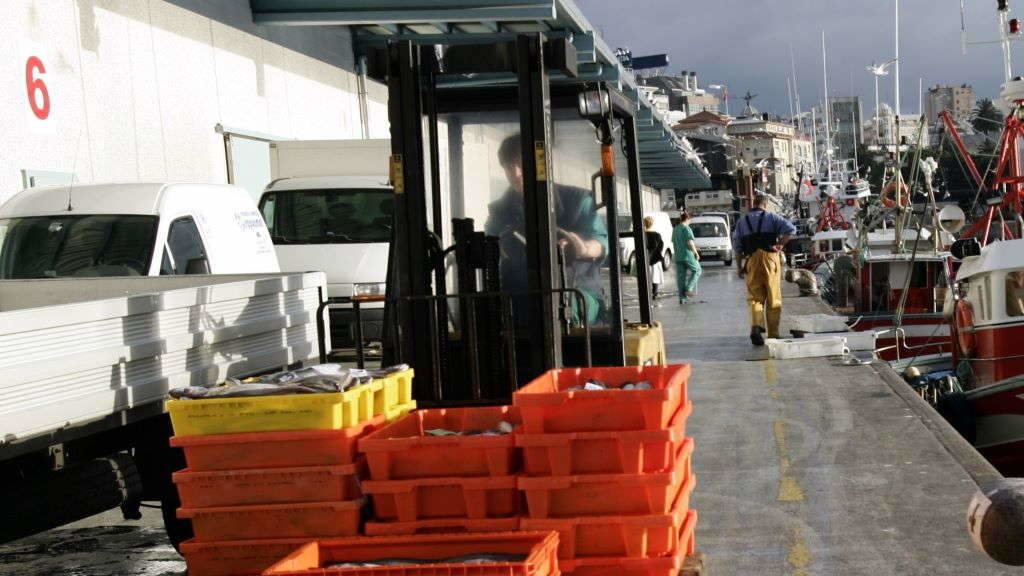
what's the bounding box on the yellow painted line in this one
[788,526,812,576]
[773,419,805,503]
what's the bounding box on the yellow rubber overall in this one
[745,250,782,338]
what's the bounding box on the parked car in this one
[689,215,733,266]
[618,211,674,273]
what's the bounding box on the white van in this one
[618,211,674,273]
[689,215,733,266]
[259,139,393,351]
[0,182,278,278]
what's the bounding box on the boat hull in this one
[969,377,1024,476]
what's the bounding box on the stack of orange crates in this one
[358,406,521,536]
[166,370,417,576]
[513,365,697,576]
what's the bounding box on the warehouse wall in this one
[0,0,388,202]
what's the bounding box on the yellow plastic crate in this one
[370,369,415,417]
[384,400,417,423]
[166,383,375,437]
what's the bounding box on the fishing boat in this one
[935,4,1024,475]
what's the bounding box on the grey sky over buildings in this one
[581,0,1024,117]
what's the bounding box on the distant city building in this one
[673,111,733,177]
[792,134,815,175]
[828,96,863,161]
[863,104,930,148]
[643,71,721,117]
[727,117,798,197]
[926,84,975,124]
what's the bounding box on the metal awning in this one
[250,0,710,190]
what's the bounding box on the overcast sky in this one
[580,0,1024,117]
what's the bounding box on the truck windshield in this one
[0,215,158,278]
[261,189,393,244]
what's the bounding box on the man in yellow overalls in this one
[733,195,796,346]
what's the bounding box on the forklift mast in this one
[382,33,656,406]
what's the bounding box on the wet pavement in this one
[0,262,1013,575]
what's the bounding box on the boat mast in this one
[790,44,803,132]
[894,0,904,251]
[822,31,833,185]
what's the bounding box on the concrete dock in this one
[658,263,1012,575]
[0,264,1015,576]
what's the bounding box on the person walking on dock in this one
[733,195,795,345]
[644,216,665,304]
[671,211,701,304]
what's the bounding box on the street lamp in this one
[708,84,729,117]
[866,59,897,146]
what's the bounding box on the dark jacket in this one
[645,231,664,266]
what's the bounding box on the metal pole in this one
[894,0,903,251]
[822,31,833,183]
[874,75,881,146]
[790,44,803,131]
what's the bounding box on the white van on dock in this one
[689,215,734,266]
[0,182,279,278]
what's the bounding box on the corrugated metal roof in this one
[249,0,710,190]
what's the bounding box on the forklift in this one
[377,33,666,405]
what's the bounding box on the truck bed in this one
[0,273,328,454]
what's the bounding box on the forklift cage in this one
[383,34,655,405]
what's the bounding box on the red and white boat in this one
[951,239,1024,475]
[942,71,1024,474]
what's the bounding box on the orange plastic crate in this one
[174,461,364,508]
[170,415,386,471]
[512,365,689,433]
[518,401,691,476]
[178,538,311,576]
[364,517,520,537]
[559,510,697,576]
[179,499,364,542]
[519,438,693,519]
[359,407,519,480]
[363,475,519,522]
[263,531,559,576]
[520,473,696,559]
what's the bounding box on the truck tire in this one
[0,452,142,543]
[161,480,193,552]
[724,259,732,266]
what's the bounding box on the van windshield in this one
[261,189,393,244]
[0,215,158,278]
[691,222,728,238]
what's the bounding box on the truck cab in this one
[258,139,393,355]
[0,182,278,278]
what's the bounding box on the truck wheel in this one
[724,259,733,266]
[161,482,193,552]
[0,453,142,543]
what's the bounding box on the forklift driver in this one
[486,134,608,326]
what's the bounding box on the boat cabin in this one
[856,254,947,315]
[953,238,1024,385]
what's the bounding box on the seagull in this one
[866,58,898,77]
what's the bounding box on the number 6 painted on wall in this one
[25,56,50,120]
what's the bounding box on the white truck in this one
[0,183,328,546]
[259,139,392,356]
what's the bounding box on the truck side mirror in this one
[185,257,211,275]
